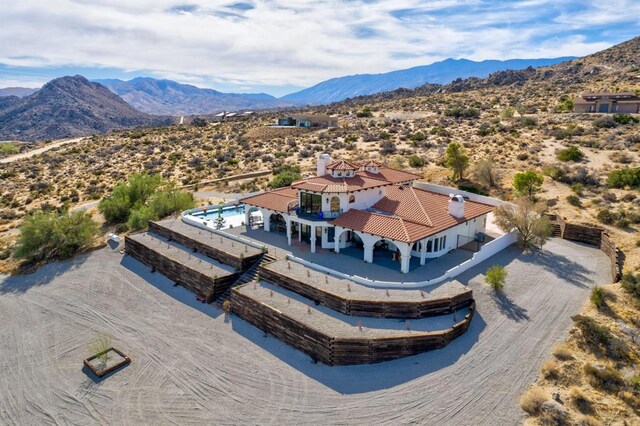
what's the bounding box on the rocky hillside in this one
[96,77,292,115]
[0,76,171,142]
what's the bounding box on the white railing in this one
[285,230,519,289]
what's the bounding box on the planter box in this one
[84,347,131,378]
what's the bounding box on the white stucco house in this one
[241,154,494,273]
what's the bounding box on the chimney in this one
[317,153,331,177]
[448,194,465,218]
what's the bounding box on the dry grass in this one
[522,284,640,425]
[520,386,549,415]
[552,343,574,361]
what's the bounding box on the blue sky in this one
[0,0,638,97]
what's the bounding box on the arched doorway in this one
[269,213,286,233]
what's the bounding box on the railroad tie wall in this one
[125,236,238,302]
[149,221,261,271]
[258,266,473,319]
[231,288,475,366]
[555,216,623,282]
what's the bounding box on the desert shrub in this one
[607,167,640,189]
[553,343,574,360]
[576,415,602,426]
[494,198,551,250]
[409,131,425,142]
[541,359,559,379]
[191,117,208,127]
[569,387,593,414]
[14,211,99,262]
[613,114,639,125]
[596,209,614,225]
[457,183,488,196]
[485,265,507,290]
[590,286,605,310]
[630,376,640,392]
[557,146,585,162]
[570,183,584,196]
[500,106,515,119]
[408,155,425,167]
[269,164,301,189]
[0,142,19,155]
[520,386,549,414]
[539,400,568,425]
[445,107,480,118]
[583,363,625,392]
[566,195,582,207]
[593,117,617,129]
[518,116,537,127]
[356,107,373,118]
[555,95,574,113]
[473,159,497,187]
[147,189,195,219]
[572,315,610,347]
[620,272,640,300]
[126,205,154,231]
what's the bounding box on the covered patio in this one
[226,225,488,282]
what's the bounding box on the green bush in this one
[613,114,639,125]
[513,170,544,199]
[99,173,194,227]
[445,107,480,118]
[597,209,615,225]
[555,96,573,113]
[356,107,373,118]
[485,265,507,291]
[457,184,488,196]
[0,142,19,155]
[269,165,302,188]
[408,155,425,167]
[409,131,425,142]
[590,286,604,309]
[607,167,640,189]
[14,211,99,262]
[557,146,585,162]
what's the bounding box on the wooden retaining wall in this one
[149,221,261,271]
[555,215,623,282]
[125,236,238,303]
[231,288,475,366]
[258,266,473,319]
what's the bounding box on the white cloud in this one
[0,0,637,94]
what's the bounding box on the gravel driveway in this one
[0,238,611,425]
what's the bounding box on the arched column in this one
[420,238,428,265]
[285,216,292,245]
[397,242,412,274]
[261,209,271,232]
[310,224,317,253]
[334,226,344,253]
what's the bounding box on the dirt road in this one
[0,137,85,164]
[0,238,611,425]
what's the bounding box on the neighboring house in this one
[241,154,494,273]
[275,114,338,128]
[573,92,640,113]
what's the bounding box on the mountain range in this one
[280,57,575,105]
[94,77,293,115]
[0,75,170,142]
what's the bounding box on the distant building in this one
[275,114,338,128]
[573,92,640,113]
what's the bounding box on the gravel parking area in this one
[0,238,611,425]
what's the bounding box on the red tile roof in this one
[291,174,389,193]
[240,187,298,213]
[330,186,494,243]
[359,167,421,184]
[326,160,359,171]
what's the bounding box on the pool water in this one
[194,205,246,221]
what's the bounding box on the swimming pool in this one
[192,204,246,221]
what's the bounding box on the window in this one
[349,194,355,203]
[443,236,447,250]
[427,240,432,252]
[300,192,321,214]
[330,196,340,212]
